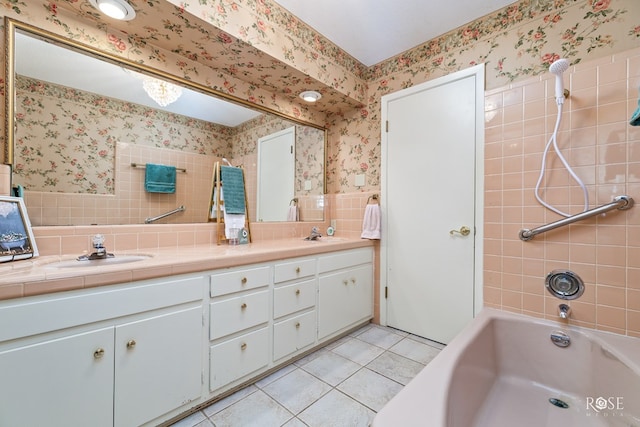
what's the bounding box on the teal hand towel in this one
[144,163,176,193]
[631,95,640,126]
[221,166,246,214]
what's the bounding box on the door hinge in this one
[385,286,388,299]
[385,120,389,133]
[291,145,293,154]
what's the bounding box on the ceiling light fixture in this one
[89,0,136,20]
[300,90,322,103]
[142,76,183,107]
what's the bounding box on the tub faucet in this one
[558,303,571,319]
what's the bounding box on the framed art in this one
[0,196,38,263]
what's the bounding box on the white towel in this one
[214,187,246,239]
[361,204,381,239]
[224,213,245,239]
[287,205,299,221]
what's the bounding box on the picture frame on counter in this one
[0,196,38,263]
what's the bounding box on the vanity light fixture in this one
[299,90,321,103]
[88,0,136,21]
[142,76,183,107]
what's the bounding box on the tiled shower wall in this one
[483,47,640,337]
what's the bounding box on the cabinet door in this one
[318,264,373,340]
[210,327,269,391]
[0,327,114,427]
[273,310,317,361]
[114,306,202,427]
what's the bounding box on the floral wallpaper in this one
[1,0,639,198]
[231,113,324,195]
[14,75,231,194]
[327,0,639,193]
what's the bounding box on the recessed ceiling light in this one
[300,90,321,103]
[89,0,136,20]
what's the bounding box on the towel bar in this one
[145,205,185,224]
[131,163,186,173]
[366,194,379,205]
[519,195,634,241]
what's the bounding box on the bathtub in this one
[372,308,640,427]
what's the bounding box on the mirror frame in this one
[4,17,327,195]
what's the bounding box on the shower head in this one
[549,58,570,104]
[222,157,233,167]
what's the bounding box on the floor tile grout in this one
[170,325,442,427]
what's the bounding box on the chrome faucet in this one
[78,234,114,261]
[304,226,322,241]
[558,303,571,319]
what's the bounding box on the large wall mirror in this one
[5,19,326,226]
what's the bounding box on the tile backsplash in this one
[483,46,640,337]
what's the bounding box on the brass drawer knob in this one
[295,289,301,296]
[343,279,349,285]
[295,267,301,274]
[240,342,247,351]
[126,339,136,350]
[295,322,300,329]
[93,348,105,359]
[241,303,247,310]
[241,277,248,285]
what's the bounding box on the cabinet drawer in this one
[210,290,269,340]
[318,248,373,274]
[273,279,316,319]
[273,258,316,283]
[0,275,204,342]
[210,266,270,297]
[273,311,316,361]
[210,327,269,391]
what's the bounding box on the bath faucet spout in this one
[558,303,571,319]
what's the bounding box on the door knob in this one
[449,226,471,236]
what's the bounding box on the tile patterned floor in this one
[170,324,444,427]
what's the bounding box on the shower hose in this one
[534,97,589,217]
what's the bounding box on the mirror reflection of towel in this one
[287,205,299,221]
[220,166,246,214]
[361,204,381,239]
[144,163,176,193]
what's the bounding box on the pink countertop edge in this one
[0,238,374,301]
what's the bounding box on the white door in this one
[257,126,295,221]
[381,64,484,344]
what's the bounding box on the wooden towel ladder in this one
[208,161,251,245]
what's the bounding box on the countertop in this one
[0,237,373,301]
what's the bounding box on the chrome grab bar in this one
[519,195,634,241]
[145,205,185,224]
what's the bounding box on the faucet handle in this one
[92,234,105,248]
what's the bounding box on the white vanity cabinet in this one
[209,266,271,392]
[0,275,205,427]
[318,248,374,340]
[272,257,317,361]
[0,326,115,427]
[113,305,203,427]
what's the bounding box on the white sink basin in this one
[46,255,152,269]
